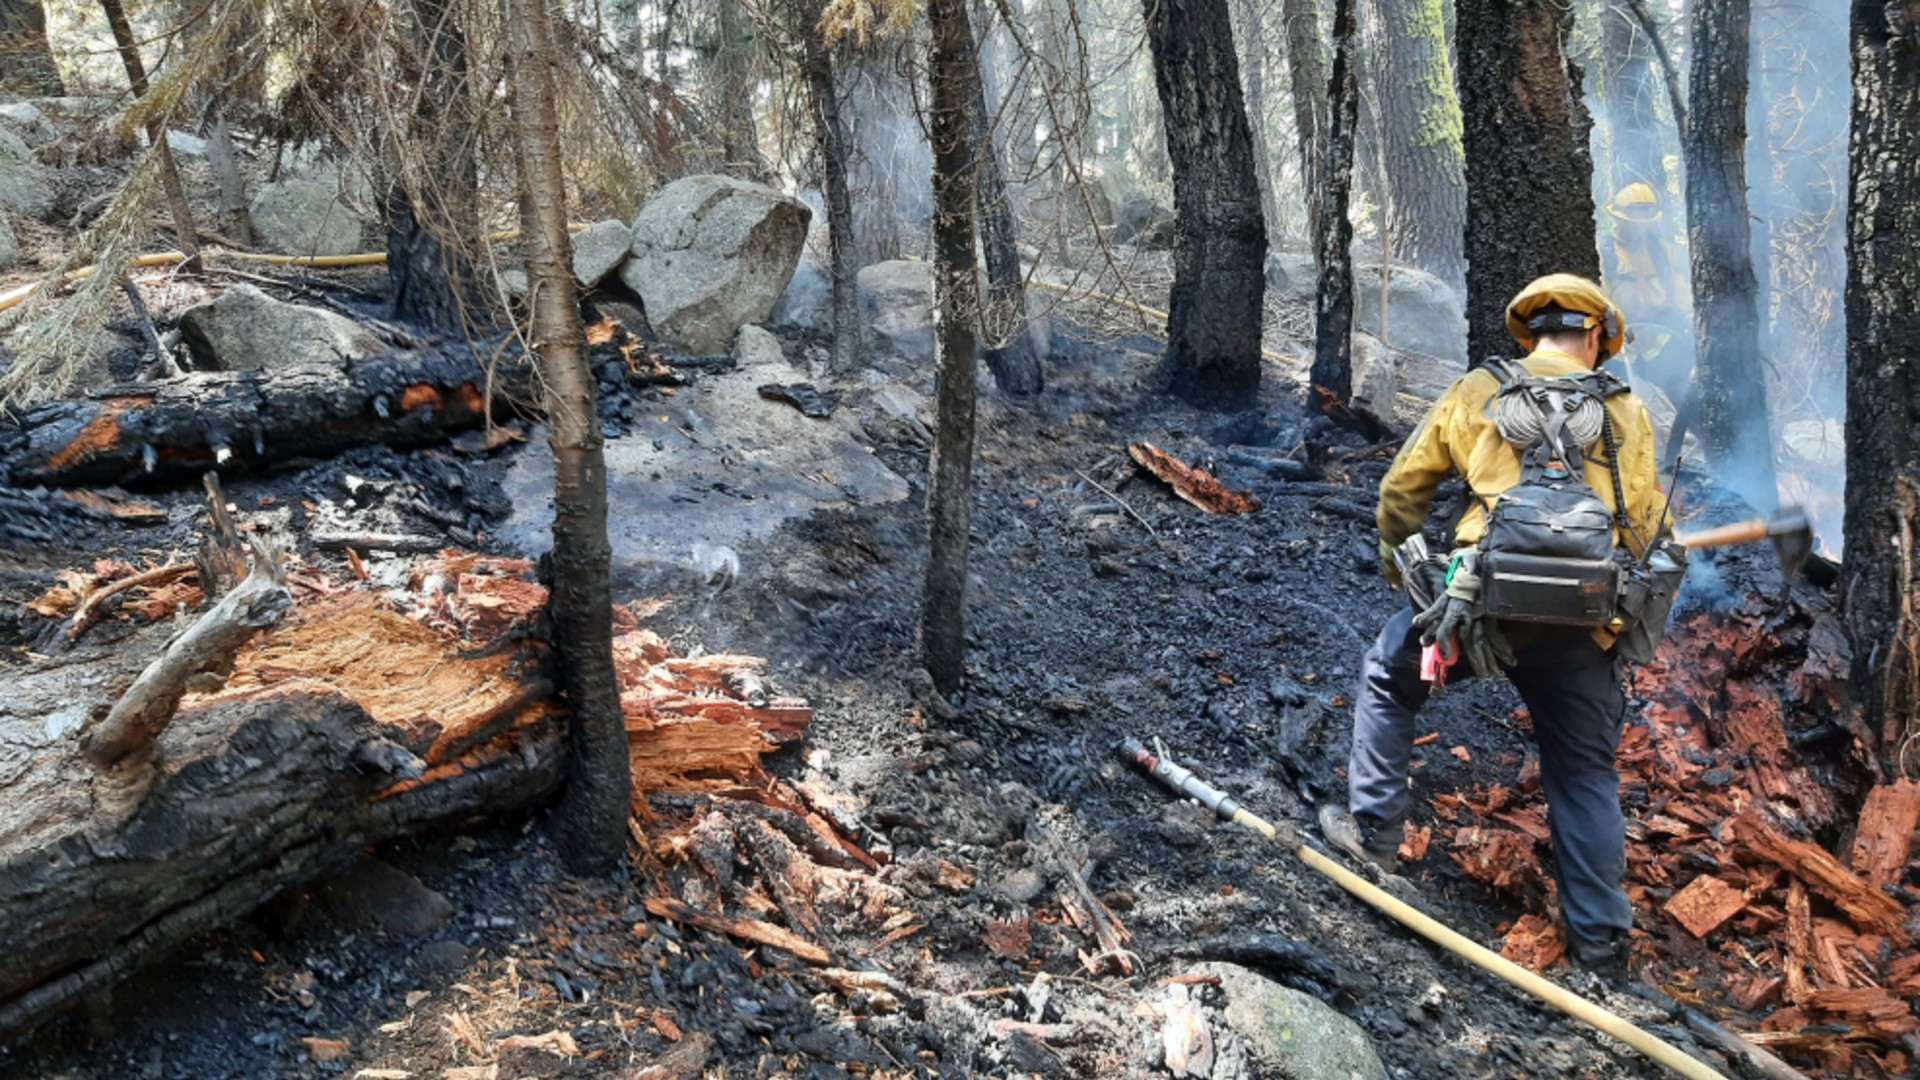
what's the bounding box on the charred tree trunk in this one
[1456,0,1599,363]
[99,0,198,265]
[1311,0,1360,407]
[802,23,862,373]
[1282,0,1330,245]
[1685,0,1776,507]
[966,10,1041,397]
[388,0,482,334]
[920,0,981,696]
[1843,0,1920,779]
[0,0,62,96]
[1143,0,1269,407]
[1362,0,1466,290]
[1234,0,1280,245]
[709,0,768,180]
[1598,0,1670,194]
[203,105,256,248]
[505,0,631,872]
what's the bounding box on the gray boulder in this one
[1191,962,1387,1080]
[770,252,830,332]
[1112,192,1175,248]
[1354,263,1466,364]
[0,214,19,271]
[619,174,812,353]
[179,285,385,372]
[1350,332,1403,415]
[856,260,934,365]
[1265,253,1468,364]
[571,218,631,287]
[0,129,53,221]
[250,179,366,258]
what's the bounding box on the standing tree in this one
[1142,0,1268,407]
[1310,0,1360,409]
[1282,0,1329,245]
[968,2,1042,396]
[99,0,199,265]
[1232,0,1280,244]
[1361,0,1466,290]
[1842,0,1920,779]
[388,0,482,333]
[919,0,982,696]
[1685,0,1776,507]
[0,0,62,95]
[1456,0,1599,363]
[798,6,863,371]
[503,0,632,872]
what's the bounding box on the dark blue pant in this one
[1347,606,1632,946]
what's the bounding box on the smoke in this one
[1583,0,1850,552]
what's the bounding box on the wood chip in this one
[1498,913,1566,971]
[498,1030,579,1057]
[301,1036,349,1062]
[1398,824,1431,863]
[1127,441,1262,514]
[983,918,1033,960]
[644,896,832,965]
[1848,779,1920,890]
[1665,875,1748,938]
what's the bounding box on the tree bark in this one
[708,0,768,181]
[801,21,863,373]
[920,0,981,696]
[1281,0,1329,246]
[1234,0,1280,246]
[203,106,256,248]
[1311,0,1359,407]
[1143,0,1269,408]
[1456,0,1599,364]
[387,0,482,334]
[967,8,1041,396]
[504,0,632,873]
[98,0,198,265]
[0,0,62,96]
[1842,0,1920,779]
[1684,0,1776,509]
[1361,0,1466,290]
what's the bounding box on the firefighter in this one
[1319,276,1672,982]
[1602,182,1692,413]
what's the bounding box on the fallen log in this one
[1127,442,1262,514]
[0,567,566,1038]
[0,348,538,488]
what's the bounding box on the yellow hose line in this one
[1221,806,1729,1080]
[0,224,596,315]
[1027,276,1300,368]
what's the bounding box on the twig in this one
[1074,467,1156,536]
[120,277,180,379]
[55,563,196,648]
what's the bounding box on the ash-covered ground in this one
[0,316,1835,1080]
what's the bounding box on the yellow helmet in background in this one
[1607,182,1662,222]
[1506,274,1630,360]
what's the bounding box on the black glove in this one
[1462,617,1517,677]
[1412,592,1473,665]
[1411,554,1513,677]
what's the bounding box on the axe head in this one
[1768,507,1814,581]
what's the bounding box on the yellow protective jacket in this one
[1377,347,1670,561]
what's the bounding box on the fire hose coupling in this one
[1118,737,1245,821]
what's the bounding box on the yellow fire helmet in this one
[1607,181,1661,222]
[1505,274,1630,360]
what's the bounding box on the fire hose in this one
[1121,736,1749,1080]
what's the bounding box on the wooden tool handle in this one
[1675,518,1769,549]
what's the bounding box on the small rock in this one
[991,868,1046,905]
[571,218,631,287]
[165,130,207,157]
[416,939,468,972]
[178,285,385,371]
[1191,961,1388,1080]
[733,323,787,370]
[1160,800,1213,849]
[0,128,53,220]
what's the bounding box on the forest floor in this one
[0,265,1893,1080]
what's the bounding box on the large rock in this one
[571,218,631,287]
[0,214,19,271]
[619,175,812,353]
[1112,192,1175,248]
[1265,253,1468,364]
[857,259,935,365]
[1191,962,1387,1080]
[179,285,386,372]
[770,252,830,332]
[250,179,367,258]
[0,129,53,221]
[1350,332,1403,415]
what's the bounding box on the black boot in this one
[1570,933,1629,986]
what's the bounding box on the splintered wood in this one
[1127,441,1262,514]
[1430,599,1920,1071]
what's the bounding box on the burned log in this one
[0,348,541,489]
